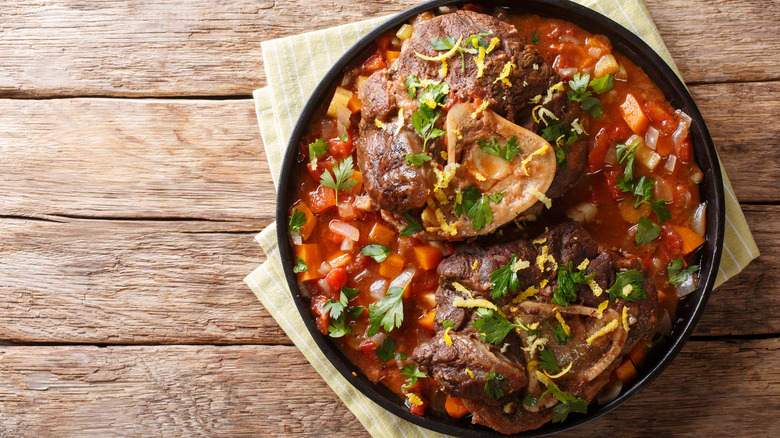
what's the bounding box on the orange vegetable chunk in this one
[292,201,316,240]
[673,225,705,255]
[418,310,436,331]
[615,358,638,383]
[368,222,395,246]
[295,244,323,282]
[414,245,443,271]
[379,253,404,278]
[445,396,470,418]
[620,93,650,134]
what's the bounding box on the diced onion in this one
[298,283,312,298]
[652,257,664,272]
[340,237,355,251]
[370,279,389,300]
[338,202,355,220]
[664,155,677,173]
[594,54,619,78]
[329,220,359,242]
[291,233,302,245]
[636,144,661,170]
[691,203,707,237]
[659,310,672,336]
[316,278,333,295]
[559,35,582,45]
[672,110,692,149]
[389,268,416,290]
[645,126,660,151]
[690,166,703,184]
[419,292,437,310]
[597,381,623,405]
[676,274,697,297]
[327,87,353,118]
[603,144,617,166]
[654,179,674,204]
[354,269,372,283]
[428,240,446,254]
[566,202,598,223]
[368,332,387,349]
[318,261,333,277]
[336,104,352,131]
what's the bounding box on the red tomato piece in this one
[588,127,611,173]
[603,170,624,201]
[325,267,348,291]
[660,224,684,258]
[328,137,353,159]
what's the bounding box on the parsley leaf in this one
[550,322,571,344]
[540,383,587,423]
[324,287,360,338]
[667,258,699,286]
[471,308,521,345]
[405,152,432,168]
[417,82,449,109]
[442,320,455,329]
[616,140,640,181]
[368,286,406,335]
[432,33,489,72]
[484,371,509,400]
[454,186,481,218]
[522,393,538,407]
[552,262,592,307]
[540,119,578,147]
[401,363,427,388]
[328,318,351,338]
[411,105,446,152]
[376,336,396,362]
[308,138,328,162]
[636,217,661,245]
[607,270,647,302]
[289,208,306,236]
[293,256,307,273]
[319,156,357,203]
[477,135,521,162]
[649,200,672,223]
[361,244,391,263]
[404,75,424,98]
[337,130,349,143]
[400,213,423,236]
[489,254,523,298]
[531,30,540,45]
[589,73,615,94]
[348,306,365,319]
[566,73,614,118]
[539,347,560,373]
[456,187,504,231]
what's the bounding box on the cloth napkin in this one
[245,1,759,436]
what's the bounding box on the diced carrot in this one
[379,253,404,279]
[414,245,443,271]
[349,170,363,195]
[615,358,638,383]
[292,201,316,240]
[327,251,352,269]
[295,244,323,282]
[368,222,396,246]
[347,93,362,113]
[306,185,337,214]
[385,50,401,63]
[418,310,436,331]
[620,93,650,134]
[360,51,386,75]
[628,342,648,368]
[445,396,470,418]
[673,225,705,255]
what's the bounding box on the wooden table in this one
[1,0,778,436]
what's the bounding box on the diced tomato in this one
[360,51,386,75]
[305,156,335,182]
[311,295,330,335]
[676,137,692,163]
[660,224,684,258]
[607,122,633,143]
[409,397,427,416]
[359,338,377,353]
[643,100,677,135]
[305,185,337,214]
[376,34,393,52]
[588,127,611,173]
[603,170,624,201]
[654,133,675,157]
[328,137,353,159]
[325,267,348,292]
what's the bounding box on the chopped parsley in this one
[540,119,578,167]
[319,155,358,203]
[636,217,661,245]
[667,258,699,286]
[400,213,423,236]
[293,256,307,273]
[616,140,640,181]
[538,347,560,373]
[289,208,306,236]
[376,336,397,362]
[401,363,427,388]
[552,261,593,307]
[615,141,671,223]
[484,371,510,400]
[405,152,433,167]
[404,75,424,98]
[361,244,391,262]
[308,138,328,162]
[410,105,446,155]
[477,135,521,162]
[453,186,504,231]
[566,72,614,118]
[324,286,361,338]
[417,82,449,108]
[348,306,365,319]
[531,30,540,45]
[539,383,587,423]
[432,33,490,72]
[442,320,455,329]
[522,393,538,407]
[471,308,521,345]
[368,286,406,335]
[550,322,571,344]
[607,270,647,302]
[489,254,523,298]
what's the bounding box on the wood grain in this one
[0,98,275,221]
[0,205,777,345]
[0,0,777,98]
[0,339,776,437]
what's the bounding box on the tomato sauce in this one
[287,12,704,419]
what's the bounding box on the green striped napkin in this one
[245,2,759,436]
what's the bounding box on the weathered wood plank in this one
[0,206,775,344]
[0,0,776,98]
[0,98,274,221]
[0,217,289,344]
[0,339,776,437]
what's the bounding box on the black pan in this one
[275,0,725,436]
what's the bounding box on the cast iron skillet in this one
[275,0,725,435]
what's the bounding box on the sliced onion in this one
[389,268,416,291]
[672,110,691,149]
[336,104,352,131]
[659,310,672,336]
[368,331,387,348]
[566,202,598,223]
[290,232,303,246]
[654,179,674,203]
[340,237,355,251]
[690,166,704,184]
[338,202,355,220]
[603,144,617,166]
[691,203,707,237]
[370,279,389,300]
[676,274,698,297]
[597,381,623,405]
[329,220,359,242]
[316,278,333,296]
[354,269,372,283]
[664,155,677,173]
[317,261,333,277]
[428,240,446,254]
[559,35,582,45]
[645,126,659,150]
